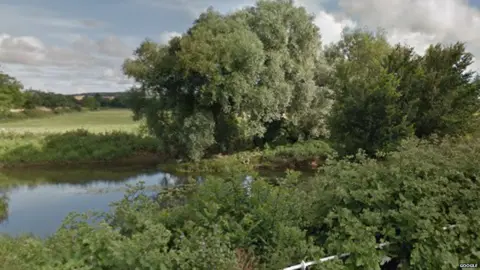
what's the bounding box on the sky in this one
[0,0,479,94]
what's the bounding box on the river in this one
[0,166,187,237]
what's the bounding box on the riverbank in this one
[0,129,164,168]
[160,139,334,174]
[0,125,334,173]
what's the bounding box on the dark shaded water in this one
[0,166,183,237]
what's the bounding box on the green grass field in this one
[0,109,140,134]
[0,109,162,166]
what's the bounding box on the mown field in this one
[0,109,139,134]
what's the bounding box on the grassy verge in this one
[0,129,163,168]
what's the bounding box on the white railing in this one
[282,225,457,270]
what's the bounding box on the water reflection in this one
[0,167,182,237]
[0,194,8,223]
[0,167,292,238]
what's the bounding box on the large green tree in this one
[83,96,100,111]
[409,42,480,137]
[123,0,330,160]
[327,29,480,156]
[0,71,24,115]
[326,29,414,156]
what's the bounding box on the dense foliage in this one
[124,3,480,161]
[163,139,334,174]
[123,0,331,160]
[0,195,7,223]
[326,29,480,156]
[0,72,24,116]
[23,90,78,110]
[1,136,479,269]
[20,90,128,112]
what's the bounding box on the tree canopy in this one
[124,1,480,160]
[0,71,24,115]
[123,0,331,160]
[326,29,480,156]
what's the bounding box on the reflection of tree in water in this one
[0,192,9,223]
[158,173,180,187]
[153,174,254,208]
[0,167,159,190]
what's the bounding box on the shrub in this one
[304,137,480,269]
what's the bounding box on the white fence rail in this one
[282,225,457,270]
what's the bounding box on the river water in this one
[0,166,185,237]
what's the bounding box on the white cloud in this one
[0,33,134,93]
[313,11,357,46]
[1,0,479,94]
[137,0,255,16]
[158,31,182,44]
[101,67,132,85]
[0,34,113,67]
[335,0,480,70]
[96,36,133,58]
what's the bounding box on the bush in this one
[303,137,480,269]
[261,140,334,169]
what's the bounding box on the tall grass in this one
[0,129,162,167]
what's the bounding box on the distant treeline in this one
[1,69,130,121]
[23,90,129,110]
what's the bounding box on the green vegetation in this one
[0,129,161,167]
[0,109,139,134]
[0,108,80,123]
[0,72,24,116]
[124,1,331,161]
[21,89,128,112]
[0,195,7,223]
[1,137,480,269]
[1,82,129,122]
[0,110,157,167]
[326,31,480,156]
[165,139,334,174]
[0,0,480,269]
[124,2,479,162]
[22,90,78,111]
